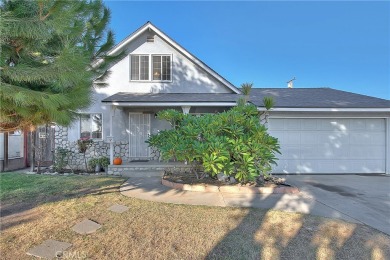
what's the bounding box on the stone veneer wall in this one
[54,126,160,171]
[55,126,123,170]
[54,125,69,147]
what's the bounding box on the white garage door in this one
[268,118,386,174]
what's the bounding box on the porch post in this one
[109,106,114,164]
[181,106,191,114]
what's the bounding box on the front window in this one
[131,55,149,80]
[153,55,171,81]
[80,113,102,139]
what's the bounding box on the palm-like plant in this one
[241,82,253,96]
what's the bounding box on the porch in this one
[102,92,240,165]
[107,160,192,176]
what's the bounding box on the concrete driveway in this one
[283,174,390,235]
[120,173,390,235]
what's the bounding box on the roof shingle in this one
[102,92,241,103]
[101,88,390,109]
[249,88,390,108]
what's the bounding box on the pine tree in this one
[0,0,120,132]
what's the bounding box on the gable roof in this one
[100,21,241,94]
[249,88,390,109]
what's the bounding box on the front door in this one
[129,113,151,158]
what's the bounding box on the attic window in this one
[130,54,172,82]
[131,55,149,80]
[152,55,171,81]
[146,36,154,42]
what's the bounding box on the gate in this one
[34,125,55,167]
[129,113,151,158]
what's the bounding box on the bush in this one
[99,157,110,168]
[147,104,280,183]
[89,157,110,171]
[88,158,100,169]
[54,147,71,172]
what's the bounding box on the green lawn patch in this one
[0,172,126,204]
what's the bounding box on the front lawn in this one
[0,172,125,205]
[1,173,389,259]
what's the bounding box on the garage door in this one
[268,118,386,174]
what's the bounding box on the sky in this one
[104,1,390,100]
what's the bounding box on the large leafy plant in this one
[147,102,280,183]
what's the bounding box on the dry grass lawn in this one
[1,172,389,260]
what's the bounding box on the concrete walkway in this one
[120,174,390,235]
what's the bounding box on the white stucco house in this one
[56,21,390,174]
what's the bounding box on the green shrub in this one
[99,157,110,168]
[89,156,110,169]
[88,158,100,169]
[147,104,280,183]
[54,147,71,172]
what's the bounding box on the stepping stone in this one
[71,219,101,234]
[108,204,129,213]
[27,239,72,259]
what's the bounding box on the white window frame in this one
[129,54,173,83]
[79,113,103,140]
[0,132,24,159]
[151,54,173,82]
[130,54,150,82]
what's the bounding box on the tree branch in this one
[15,46,23,57]
[39,2,43,19]
[39,1,51,21]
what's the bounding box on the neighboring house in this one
[0,131,27,172]
[0,126,54,172]
[55,21,390,174]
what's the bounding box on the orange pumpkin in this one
[113,157,122,165]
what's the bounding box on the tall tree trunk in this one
[4,132,9,171]
[84,153,88,172]
[30,131,35,172]
[36,130,44,174]
[23,131,28,168]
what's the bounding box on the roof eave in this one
[257,107,390,112]
[102,101,238,107]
